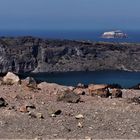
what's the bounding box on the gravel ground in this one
[0,84,140,139]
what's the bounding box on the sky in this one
[0,0,140,30]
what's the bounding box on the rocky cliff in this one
[0,36,140,73]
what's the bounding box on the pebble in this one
[51,114,56,117]
[48,107,62,117]
[28,112,37,118]
[36,113,44,119]
[112,102,117,105]
[75,114,84,119]
[77,122,83,128]
[25,102,35,109]
[109,96,112,99]
[132,129,138,133]
[85,136,92,140]
[41,102,45,105]
[53,134,58,137]
[19,106,28,113]
[34,137,43,140]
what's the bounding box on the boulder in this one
[3,72,20,85]
[22,77,37,89]
[88,84,110,97]
[38,82,67,90]
[73,88,86,95]
[111,88,122,98]
[88,84,108,91]
[57,90,80,103]
[38,82,74,94]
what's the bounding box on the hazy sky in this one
[0,0,140,30]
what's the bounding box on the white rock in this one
[77,122,83,128]
[3,72,20,85]
[85,136,92,140]
[75,114,84,119]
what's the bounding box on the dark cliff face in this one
[0,36,140,73]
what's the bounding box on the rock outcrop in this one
[88,84,110,97]
[0,36,140,73]
[110,88,122,98]
[3,72,20,85]
[57,90,81,103]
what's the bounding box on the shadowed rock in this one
[128,97,140,104]
[0,98,8,107]
[73,88,86,95]
[111,88,122,98]
[22,77,37,89]
[57,90,81,103]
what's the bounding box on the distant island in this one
[101,30,127,39]
[0,36,139,74]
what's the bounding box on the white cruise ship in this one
[101,30,127,39]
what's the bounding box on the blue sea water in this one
[21,71,140,88]
[1,29,140,43]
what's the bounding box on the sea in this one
[1,29,140,88]
[1,29,140,43]
[21,71,140,88]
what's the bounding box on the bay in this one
[20,70,140,88]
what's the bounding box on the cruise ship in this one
[101,30,127,39]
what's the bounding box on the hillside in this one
[0,36,140,73]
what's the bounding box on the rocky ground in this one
[0,73,140,139]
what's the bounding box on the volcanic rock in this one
[3,72,20,85]
[19,106,28,113]
[38,82,74,95]
[73,88,86,95]
[36,113,44,119]
[22,77,37,89]
[57,90,80,103]
[77,122,83,128]
[88,84,110,97]
[128,97,140,104]
[0,98,8,107]
[111,88,122,98]
[47,107,62,117]
[75,114,84,119]
[25,102,36,109]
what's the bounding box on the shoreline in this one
[1,70,140,89]
[18,70,140,89]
